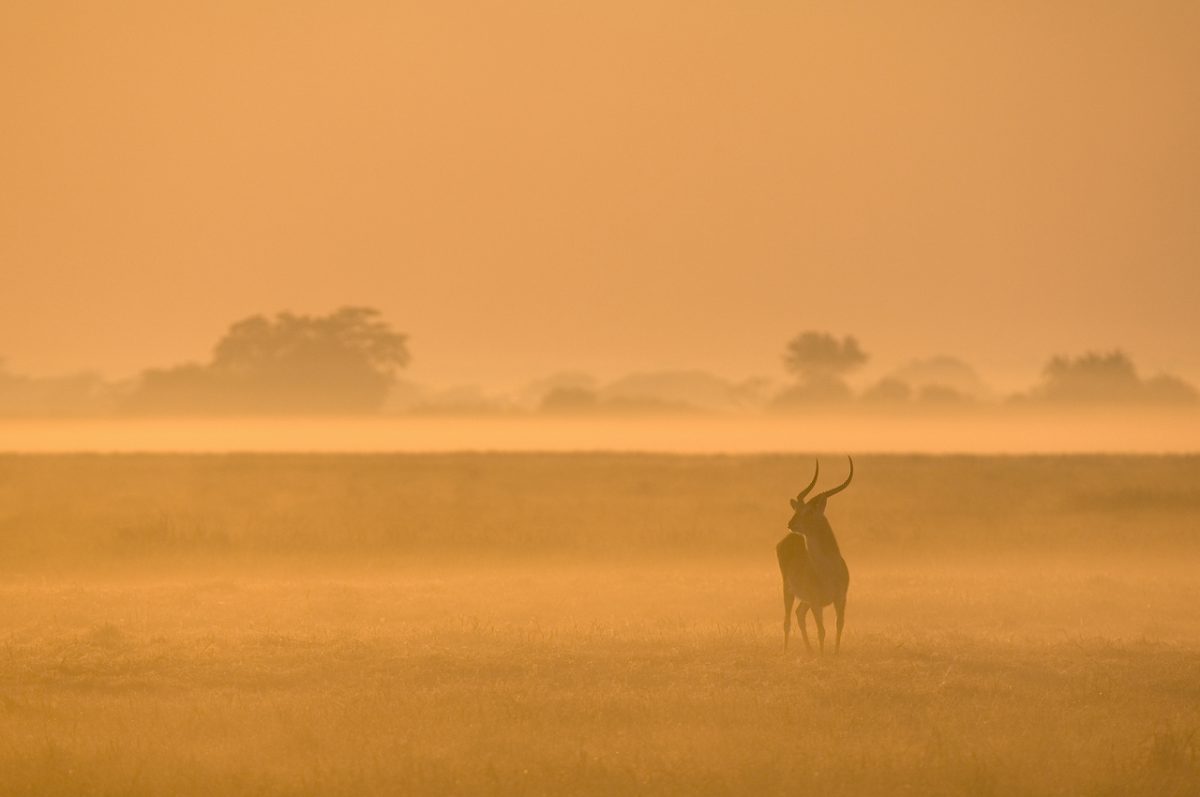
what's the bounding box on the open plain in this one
[1,454,1198,795]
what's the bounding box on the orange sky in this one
[2,1,1197,390]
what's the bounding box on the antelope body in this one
[776,457,853,654]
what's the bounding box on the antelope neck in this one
[796,526,841,558]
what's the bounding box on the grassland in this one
[1,454,1198,795]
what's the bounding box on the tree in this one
[861,377,912,405]
[783,332,868,383]
[773,332,868,407]
[1037,351,1141,403]
[1028,350,1197,405]
[539,386,600,413]
[128,307,409,414]
[0,359,118,416]
[1144,374,1199,404]
[885,356,992,401]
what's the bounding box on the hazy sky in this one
[3,1,1197,390]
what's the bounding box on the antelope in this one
[776,456,853,654]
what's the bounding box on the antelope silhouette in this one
[776,456,853,654]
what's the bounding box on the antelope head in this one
[788,456,854,533]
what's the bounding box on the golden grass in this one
[1,453,1198,565]
[1,455,1198,794]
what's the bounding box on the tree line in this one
[771,331,1196,409]
[0,309,1195,415]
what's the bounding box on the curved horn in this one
[810,455,853,503]
[796,458,820,501]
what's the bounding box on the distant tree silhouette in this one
[0,359,117,416]
[916,384,972,405]
[539,386,600,413]
[1143,374,1199,404]
[885,356,993,401]
[772,378,854,407]
[861,377,912,404]
[773,332,867,407]
[601,370,742,412]
[128,307,409,414]
[520,372,597,409]
[783,332,868,382]
[1038,351,1141,402]
[1028,350,1197,405]
[531,370,763,414]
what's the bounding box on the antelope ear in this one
[809,496,828,515]
[790,498,800,510]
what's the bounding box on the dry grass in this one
[0,454,1198,795]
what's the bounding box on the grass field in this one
[1,454,1198,795]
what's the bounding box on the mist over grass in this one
[2,407,1199,456]
[2,453,1198,568]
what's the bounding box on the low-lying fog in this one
[2,411,1197,453]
